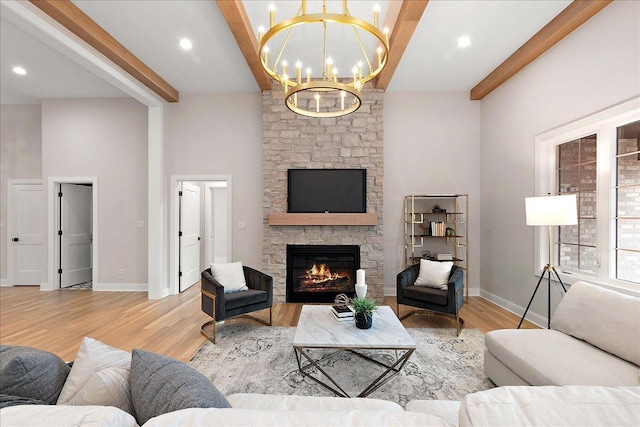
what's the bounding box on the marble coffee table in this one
[292,305,416,398]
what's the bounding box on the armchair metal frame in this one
[396,264,465,336]
[200,265,273,344]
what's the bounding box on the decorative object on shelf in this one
[351,297,377,329]
[355,269,367,298]
[257,0,390,118]
[435,253,454,261]
[431,221,446,237]
[419,220,431,236]
[519,194,578,329]
[422,250,432,259]
[431,204,446,213]
[333,293,350,308]
[446,227,456,237]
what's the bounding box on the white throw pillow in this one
[210,262,248,294]
[67,367,134,415]
[57,337,132,415]
[414,259,453,290]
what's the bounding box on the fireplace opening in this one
[286,245,360,303]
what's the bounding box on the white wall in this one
[41,98,148,288]
[0,105,42,284]
[383,91,482,295]
[480,0,640,323]
[164,93,263,269]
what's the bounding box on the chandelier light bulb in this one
[269,3,275,28]
[282,60,287,76]
[12,66,27,75]
[258,26,265,42]
[306,67,311,83]
[373,4,380,28]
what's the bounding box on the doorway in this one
[47,177,98,291]
[57,183,93,289]
[7,180,45,286]
[170,175,232,295]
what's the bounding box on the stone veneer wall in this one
[263,85,385,303]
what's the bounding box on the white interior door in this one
[180,182,201,292]
[10,183,44,285]
[60,184,93,288]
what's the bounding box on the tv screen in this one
[288,169,366,213]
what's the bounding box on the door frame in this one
[169,175,232,296]
[6,179,43,287]
[46,177,98,291]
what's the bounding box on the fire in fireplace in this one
[286,245,360,303]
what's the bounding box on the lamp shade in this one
[525,194,578,226]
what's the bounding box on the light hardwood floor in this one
[0,284,536,362]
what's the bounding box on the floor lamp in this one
[519,194,578,329]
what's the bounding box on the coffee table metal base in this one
[293,346,415,398]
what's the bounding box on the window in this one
[535,98,640,293]
[616,120,640,283]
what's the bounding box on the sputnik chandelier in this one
[257,0,390,118]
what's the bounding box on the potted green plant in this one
[351,297,377,329]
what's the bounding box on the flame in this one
[300,263,347,284]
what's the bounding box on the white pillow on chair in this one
[414,259,453,290]
[210,262,248,294]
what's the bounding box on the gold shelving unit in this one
[404,194,469,299]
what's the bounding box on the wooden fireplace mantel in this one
[268,213,378,226]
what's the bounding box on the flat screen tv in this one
[288,169,366,213]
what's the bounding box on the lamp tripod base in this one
[517,264,567,329]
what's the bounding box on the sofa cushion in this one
[403,285,448,306]
[0,344,70,404]
[404,400,461,426]
[485,329,640,386]
[226,393,403,412]
[0,404,138,427]
[57,337,134,415]
[459,385,640,427]
[143,408,455,427]
[224,289,267,310]
[130,348,231,425]
[551,281,640,366]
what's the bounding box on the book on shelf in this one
[332,311,354,322]
[435,253,453,261]
[331,305,355,318]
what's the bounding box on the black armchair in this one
[396,264,465,336]
[200,265,273,344]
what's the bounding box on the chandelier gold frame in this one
[258,1,390,118]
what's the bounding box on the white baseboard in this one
[93,283,147,292]
[0,278,8,287]
[480,289,546,328]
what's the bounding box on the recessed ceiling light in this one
[457,36,471,48]
[179,38,193,50]
[12,66,27,75]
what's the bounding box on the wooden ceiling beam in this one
[216,0,271,92]
[470,0,612,101]
[29,0,179,102]
[375,0,429,90]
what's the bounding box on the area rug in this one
[189,325,494,406]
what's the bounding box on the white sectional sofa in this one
[2,387,639,426]
[484,281,640,387]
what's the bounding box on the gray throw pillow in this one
[130,348,231,425]
[0,345,71,404]
[0,394,47,409]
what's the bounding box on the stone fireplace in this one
[262,84,384,303]
[286,245,360,303]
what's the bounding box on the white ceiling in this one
[0,0,572,104]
